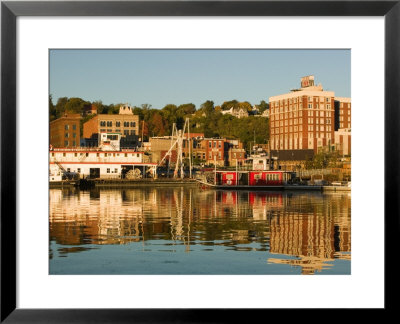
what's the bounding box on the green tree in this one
[256,100,269,113]
[221,100,238,111]
[178,103,196,115]
[49,94,57,121]
[64,97,90,114]
[237,101,252,112]
[200,100,215,116]
[54,97,68,116]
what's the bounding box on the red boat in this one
[196,155,296,190]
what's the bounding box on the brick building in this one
[269,76,335,154]
[148,134,245,167]
[50,113,81,148]
[204,138,228,166]
[334,97,351,130]
[82,103,98,116]
[226,139,246,166]
[334,128,351,156]
[334,97,351,156]
[149,133,205,164]
[83,105,140,148]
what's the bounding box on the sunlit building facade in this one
[269,76,335,153]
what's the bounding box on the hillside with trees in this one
[49,96,270,149]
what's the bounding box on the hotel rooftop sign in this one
[301,75,315,88]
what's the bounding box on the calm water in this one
[49,186,351,275]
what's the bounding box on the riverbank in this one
[49,179,351,192]
[49,178,199,188]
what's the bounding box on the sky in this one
[49,49,350,109]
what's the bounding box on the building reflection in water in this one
[49,187,350,274]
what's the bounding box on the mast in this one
[187,118,192,179]
[141,120,144,147]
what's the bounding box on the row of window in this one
[64,124,77,130]
[106,168,119,174]
[271,102,333,114]
[64,140,77,147]
[272,123,333,135]
[272,131,332,140]
[271,110,332,121]
[64,133,77,138]
[99,121,136,127]
[271,97,332,107]
[307,118,331,124]
[339,116,352,122]
[208,141,223,148]
[308,103,330,109]
[209,152,222,159]
[99,129,136,135]
[52,152,141,158]
[339,109,351,115]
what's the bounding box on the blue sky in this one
[49,49,350,109]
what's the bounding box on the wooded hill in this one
[49,96,270,150]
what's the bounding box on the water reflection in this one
[49,187,351,274]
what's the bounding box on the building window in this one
[100,121,106,127]
[64,140,68,146]
[116,121,121,127]
[64,125,69,130]
[65,133,69,138]
[124,121,129,127]
[73,133,76,138]
[130,122,136,127]
[72,124,76,130]
[77,168,81,173]
[107,121,112,127]
[114,168,118,173]
[107,168,110,173]
[131,130,135,135]
[124,130,129,135]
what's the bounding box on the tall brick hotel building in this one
[269,76,351,161]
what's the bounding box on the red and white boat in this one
[196,154,296,190]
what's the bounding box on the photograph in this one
[49,49,351,275]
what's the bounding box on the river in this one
[49,186,351,275]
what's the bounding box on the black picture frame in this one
[1,0,398,322]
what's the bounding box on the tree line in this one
[49,95,270,149]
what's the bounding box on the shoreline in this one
[49,179,350,191]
